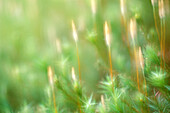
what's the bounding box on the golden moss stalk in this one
[130,18,140,92]
[104,21,113,81]
[120,0,129,46]
[48,66,58,113]
[151,0,162,70]
[139,47,147,96]
[163,19,165,70]
[71,21,82,113]
[151,0,161,42]
[120,0,132,68]
[71,67,82,113]
[159,0,166,70]
[139,47,150,112]
[72,20,82,84]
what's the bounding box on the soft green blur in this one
[0,0,169,112]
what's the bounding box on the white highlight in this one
[72,20,78,42]
[139,47,144,70]
[120,0,125,16]
[159,0,165,19]
[72,67,76,82]
[130,18,137,40]
[48,66,53,87]
[91,0,96,15]
[104,21,111,47]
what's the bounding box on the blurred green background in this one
[0,0,169,112]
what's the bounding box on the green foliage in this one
[148,68,167,87]
[0,0,170,113]
[148,92,170,113]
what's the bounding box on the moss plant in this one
[0,0,169,113]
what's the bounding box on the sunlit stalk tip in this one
[104,21,111,47]
[139,47,144,70]
[91,0,96,15]
[120,0,125,16]
[159,0,165,19]
[72,67,76,82]
[48,66,53,87]
[71,20,78,42]
[130,18,137,40]
[151,0,157,6]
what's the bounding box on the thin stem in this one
[163,19,166,70]
[121,16,126,44]
[59,86,77,103]
[58,85,82,113]
[142,70,147,97]
[160,19,163,69]
[152,6,164,69]
[52,88,58,113]
[122,99,140,113]
[152,5,165,69]
[78,101,82,113]
[153,6,161,42]
[133,40,140,92]
[124,16,130,50]
[108,46,113,81]
[135,49,140,92]
[122,15,133,70]
[76,43,82,85]
[76,43,82,113]
[108,46,114,92]
[142,70,149,112]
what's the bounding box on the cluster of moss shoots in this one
[47,0,169,113]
